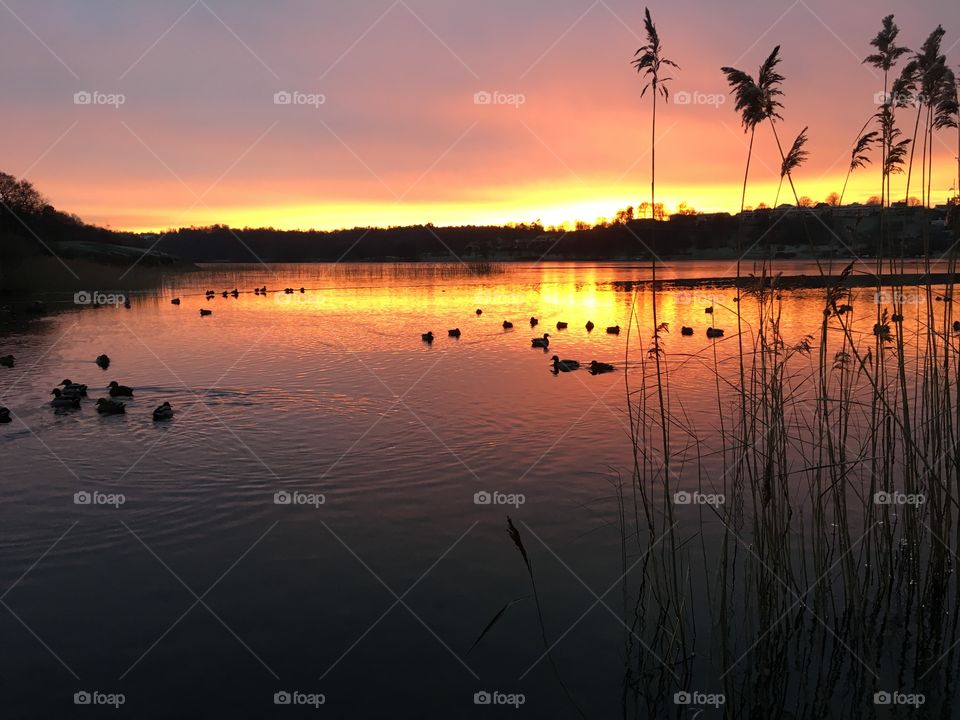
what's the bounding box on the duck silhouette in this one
[589,360,616,374]
[60,379,88,396]
[107,381,134,397]
[50,389,81,409]
[152,402,174,421]
[96,398,126,415]
[551,356,579,372]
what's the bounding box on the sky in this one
[1,0,958,232]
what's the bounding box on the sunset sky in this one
[2,0,958,232]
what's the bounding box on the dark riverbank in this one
[611,270,960,292]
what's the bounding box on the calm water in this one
[0,260,950,718]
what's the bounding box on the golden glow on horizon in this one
[97,172,958,233]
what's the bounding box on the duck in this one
[200,309,213,317]
[152,402,174,421]
[0,354,14,368]
[0,407,10,423]
[95,354,111,369]
[60,379,88,396]
[589,360,616,374]
[254,288,261,295]
[299,287,305,294]
[231,289,240,298]
[681,326,694,336]
[585,321,595,332]
[171,298,181,305]
[96,398,126,415]
[476,309,483,316]
[502,320,514,329]
[107,381,134,397]
[448,328,462,338]
[706,328,725,338]
[260,286,267,294]
[50,389,81,408]
[531,333,550,348]
[530,317,539,327]
[551,355,580,372]
[606,325,621,335]
[124,298,131,309]
[891,313,904,322]
[422,331,435,343]
[556,321,568,330]
[222,291,229,298]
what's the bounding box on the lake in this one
[1,259,956,718]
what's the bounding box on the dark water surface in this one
[0,260,952,718]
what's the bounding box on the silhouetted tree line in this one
[1,172,956,270]
[127,209,954,262]
[0,173,137,265]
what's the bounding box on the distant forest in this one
[1,173,959,275]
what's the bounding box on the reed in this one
[607,254,960,717]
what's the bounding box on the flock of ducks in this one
[178,286,307,317]
[0,290,729,422]
[0,351,175,424]
[421,307,727,375]
[422,311,629,376]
